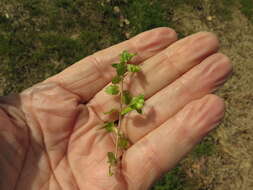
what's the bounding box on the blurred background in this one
[0,0,252,189]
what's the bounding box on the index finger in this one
[46,27,177,102]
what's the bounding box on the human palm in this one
[0,28,231,190]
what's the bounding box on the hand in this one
[0,27,232,190]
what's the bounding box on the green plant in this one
[152,167,185,190]
[102,50,145,176]
[192,137,215,158]
[239,0,253,22]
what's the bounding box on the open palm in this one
[0,28,232,190]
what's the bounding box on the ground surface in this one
[0,0,252,189]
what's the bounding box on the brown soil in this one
[172,4,253,190]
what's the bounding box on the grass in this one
[239,0,253,22]
[0,0,124,94]
[192,137,215,158]
[121,0,169,36]
[0,0,251,189]
[152,167,186,190]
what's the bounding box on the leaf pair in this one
[121,94,145,115]
[112,62,141,77]
[120,50,137,63]
[112,62,127,76]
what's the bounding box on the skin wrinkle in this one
[114,161,129,190]
[48,174,60,190]
[69,119,95,146]
[37,156,70,190]
[0,104,31,190]
[18,142,48,187]
[184,53,231,94]
[37,140,70,189]
[177,98,213,145]
[33,83,82,189]
[65,105,83,190]
[120,163,132,190]
[61,159,80,189]
[39,177,50,190]
[0,147,20,172]
[35,100,78,118]
[0,112,26,158]
[168,33,218,69]
[66,155,81,190]
[207,56,232,89]
[123,149,150,190]
[86,180,106,190]
[29,92,63,190]
[128,35,143,62]
[0,103,29,160]
[51,68,98,102]
[141,137,163,175]
[78,104,122,162]
[134,28,177,57]
[40,82,85,111]
[0,105,27,129]
[89,55,113,82]
[73,104,90,129]
[13,127,30,190]
[177,71,196,96]
[69,105,101,144]
[163,51,184,75]
[87,97,109,122]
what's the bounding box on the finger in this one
[90,32,219,117]
[46,27,177,102]
[124,53,232,142]
[122,94,225,190]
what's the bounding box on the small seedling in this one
[103,50,145,176]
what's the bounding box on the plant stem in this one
[115,77,124,159]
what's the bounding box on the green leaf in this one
[130,94,145,113]
[121,94,145,115]
[136,109,142,114]
[131,94,145,106]
[120,50,137,63]
[121,106,134,115]
[127,64,141,72]
[102,122,116,132]
[118,135,129,150]
[117,63,127,76]
[103,109,118,115]
[109,166,114,176]
[112,63,119,68]
[107,152,117,165]
[122,90,132,105]
[107,152,117,176]
[105,85,119,95]
[112,75,122,84]
[111,63,127,76]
